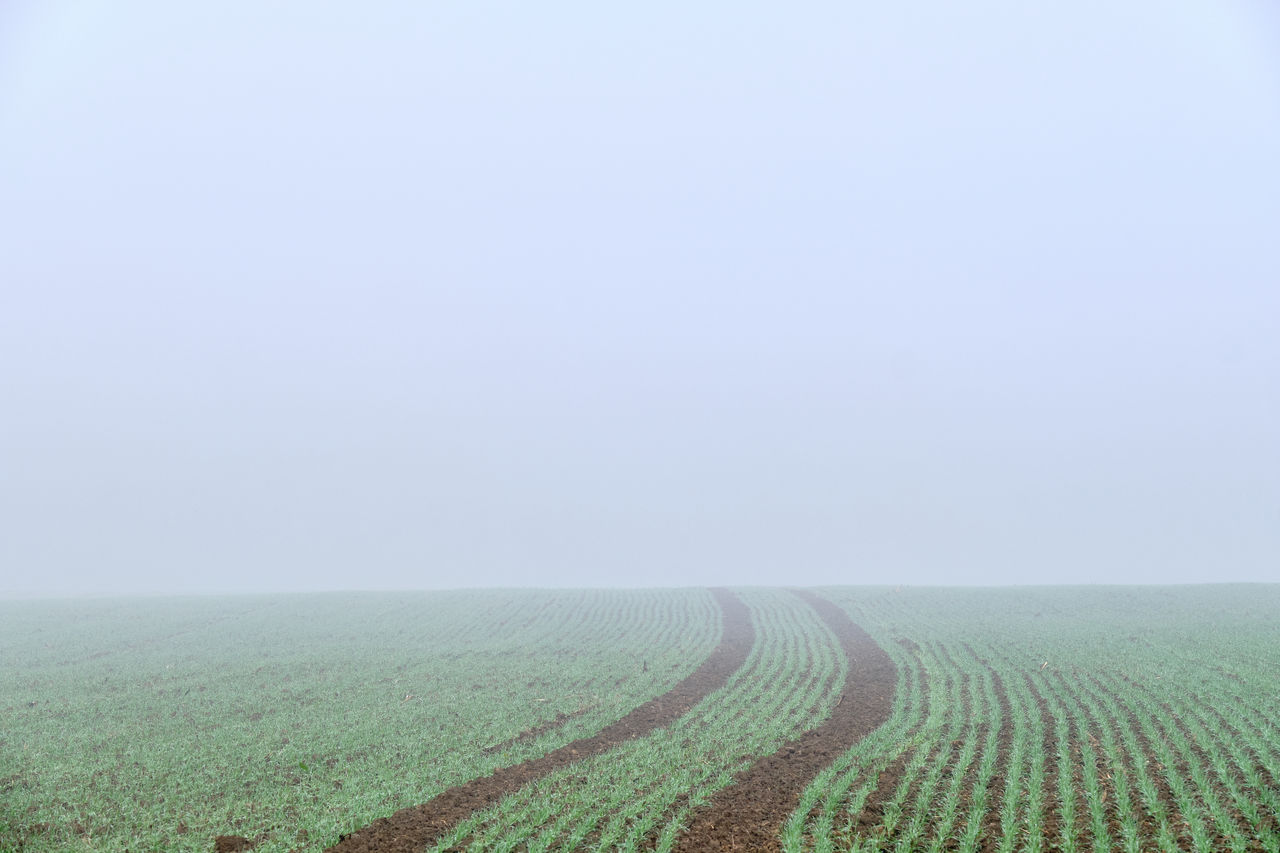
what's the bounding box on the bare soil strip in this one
[860,642,971,851]
[670,589,896,853]
[323,588,752,853]
[812,640,931,848]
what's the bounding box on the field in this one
[2,586,1278,852]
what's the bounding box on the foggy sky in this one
[2,1,1278,596]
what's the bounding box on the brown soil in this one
[846,641,970,851]
[1025,672,1065,848]
[1091,673,1268,852]
[1089,674,1189,849]
[323,587,753,853]
[839,646,932,846]
[1137,698,1260,848]
[979,665,1014,847]
[668,588,896,853]
[850,645,1008,853]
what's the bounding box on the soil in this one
[840,643,947,849]
[977,665,1015,848]
[323,587,753,853]
[668,589,897,853]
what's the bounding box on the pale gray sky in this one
[2,1,1278,595]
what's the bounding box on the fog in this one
[2,1,1278,596]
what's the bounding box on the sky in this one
[2,1,1278,595]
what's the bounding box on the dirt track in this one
[322,588,896,853]
[668,589,896,852]
[324,588,752,853]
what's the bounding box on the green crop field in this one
[428,588,845,852]
[787,586,1280,853]
[0,590,719,851]
[2,585,1278,853]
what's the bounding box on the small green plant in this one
[784,585,1280,852]
[0,588,720,852]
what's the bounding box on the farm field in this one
[0,590,720,851]
[2,585,1278,852]
[793,585,1280,853]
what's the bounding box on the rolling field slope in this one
[786,586,1280,853]
[0,590,719,851]
[3,585,1278,852]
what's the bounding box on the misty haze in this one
[1,1,1277,851]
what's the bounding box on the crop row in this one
[5,585,1276,852]
[784,586,1280,853]
[0,588,720,852]
[429,587,847,852]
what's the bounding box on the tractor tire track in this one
[670,588,896,853]
[325,587,752,853]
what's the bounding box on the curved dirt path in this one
[325,587,752,853]
[670,589,896,852]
